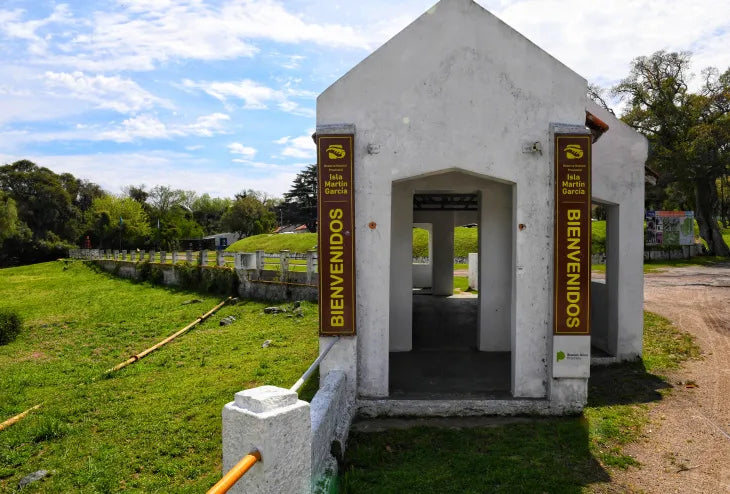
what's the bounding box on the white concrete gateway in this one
[218,1,648,491]
[316,0,647,416]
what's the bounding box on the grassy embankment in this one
[340,311,701,493]
[0,261,318,492]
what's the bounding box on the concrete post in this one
[186,250,193,263]
[113,250,119,261]
[280,250,289,282]
[431,213,455,296]
[149,250,155,263]
[468,252,479,291]
[201,250,208,266]
[121,250,127,261]
[222,386,311,494]
[172,251,179,264]
[160,251,167,264]
[130,251,136,262]
[256,250,265,271]
[217,251,225,267]
[306,250,316,285]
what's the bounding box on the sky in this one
[1,0,729,199]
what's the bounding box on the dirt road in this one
[609,263,730,493]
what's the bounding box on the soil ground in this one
[602,263,730,493]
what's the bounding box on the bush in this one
[0,309,22,345]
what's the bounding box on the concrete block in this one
[222,386,311,494]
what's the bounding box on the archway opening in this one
[388,171,514,398]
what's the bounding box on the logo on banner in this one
[563,144,584,159]
[326,144,346,159]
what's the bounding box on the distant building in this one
[273,224,310,234]
[202,232,242,250]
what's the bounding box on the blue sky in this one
[1,0,729,198]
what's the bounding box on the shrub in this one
[0,309,22,345]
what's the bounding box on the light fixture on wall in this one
[522,141,542,155]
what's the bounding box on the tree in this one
[87,195,151,249]
[613,51,730,256]
[0,160,78,241]
[191,193,232,234]
[221,190,276,237]
[0,191,19,243]
[278,164,318,232]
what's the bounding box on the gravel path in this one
[606,263,730,493]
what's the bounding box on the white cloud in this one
[275,134,315,159]
[0,113,231,145]
[182,78,316,117]
[44,71,172,114]
[1,1,370,71]
[228,142,257,158]
[99,113,230,142]
[485,0,730,87]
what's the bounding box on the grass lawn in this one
[340,312,700,493]
[227,233,317,254]
[0,261,319,492]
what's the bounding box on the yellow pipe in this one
[0,404,41,432]
[106,297,234,374]
[207,450,261,494]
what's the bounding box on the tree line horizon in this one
[0,161,317,267]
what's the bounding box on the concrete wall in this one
[94,260,317,302]
[588,100,648,360]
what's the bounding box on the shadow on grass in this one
[339,360,673,493]
[341,417,609,493]
[588,359,672,407]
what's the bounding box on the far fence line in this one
[68,248,320,277]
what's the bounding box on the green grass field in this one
[341,312,701,492]
[227,233,317,254]
[0,261,318,492]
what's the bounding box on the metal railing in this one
[290,336,340,393]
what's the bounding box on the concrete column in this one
[217,251,225,267]
[279,250,289,281]
[149,250,155,263]
[160,251,166,264]
[256,250,265,271]
[186,250,193,263]
[222,386,311,494]
[121,250,127,261]
[172,251,179,264]
[201,250,208,266]
[478,182,512,352]
[431,212,455,296]
[113,250,119,261]
[468,253,478,290]
[389,181,413,352]
[130,251,136,262]
[305,250,316,285]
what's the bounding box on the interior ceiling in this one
[413,193,478,211]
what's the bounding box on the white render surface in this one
[317,0,646,409]
[310,370,352,492]
[221,386,311,494]
[588,100,647,360]
[468,253,478,290]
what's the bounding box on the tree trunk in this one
[695,178,730,257]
